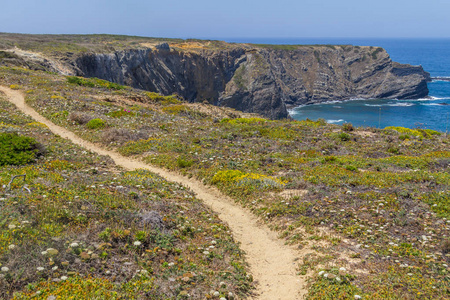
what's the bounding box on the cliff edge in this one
[0,34,430,119]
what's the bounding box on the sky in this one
[1,0,450,39]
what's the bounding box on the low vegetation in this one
[0,132,42,166]
[67,76,126,90]
[1,66,449,299]
[0,79,252,299]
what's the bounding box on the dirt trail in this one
[0,86,306,300]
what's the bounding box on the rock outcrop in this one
[1,40,431,119]
[70,44,429,119]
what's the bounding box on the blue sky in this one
[1,0,449,39]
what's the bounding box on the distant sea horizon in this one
[221,38,450,132]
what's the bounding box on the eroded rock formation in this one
[1,40,430,119]
[71,44,430,119]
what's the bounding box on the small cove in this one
[225,38,450,132]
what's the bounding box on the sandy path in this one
[0,86,306,300]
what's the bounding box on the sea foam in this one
[327,119,345,124]
[387,103,415,107]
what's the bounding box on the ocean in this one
[224,38,450,132]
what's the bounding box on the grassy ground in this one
[0,73,253,299]
[0,33,358,56]
[0,33,242,55]
[1,67,449,299]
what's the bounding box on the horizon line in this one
[1,32,450,41]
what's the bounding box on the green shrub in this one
[345,165,358,172]
[323,156,337,163]
[337,132,350,141]
[67,76,126,90]
[86,118,106,129]
[67,76,95,87]
[106,109,135,118]
[385,126,441,139]
[176,156,193,168]
[342,123,354,132]
[145,92,181,104]
[162,105,190,115]
[388,146,401,155]
[0,132,40,166]
[220,117,267,125]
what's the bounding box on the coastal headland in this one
[0,33,430,119]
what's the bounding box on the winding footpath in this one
[0,86,306,300]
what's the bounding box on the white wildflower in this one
[37,267,45,271]
[1,267,9,272]
[60,276,68,280]
[69,242,79,248]
[8,244,16,250]
[133,241,142,246]
[52,266,58,271]
[8,224,16,229]
[354,295,362,299]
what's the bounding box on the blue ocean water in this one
[224,38,450,132]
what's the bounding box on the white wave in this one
[349,97,367,101]
[432,76,450,82]
[432,80,450,83]
[417,96,440,100]
[387,103,415,107]
[315,100,344,105]
[365,104,382,107]
[327,119,345,124]
[333,106,343,109]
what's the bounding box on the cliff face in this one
[2,40,428,119]
[70,44,430,119]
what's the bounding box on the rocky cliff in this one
[0,37,430,119]
[71,44,429,119]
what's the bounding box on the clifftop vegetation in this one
[0,71,253,299]
[0,32,378,55]
[0,65,448,299]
